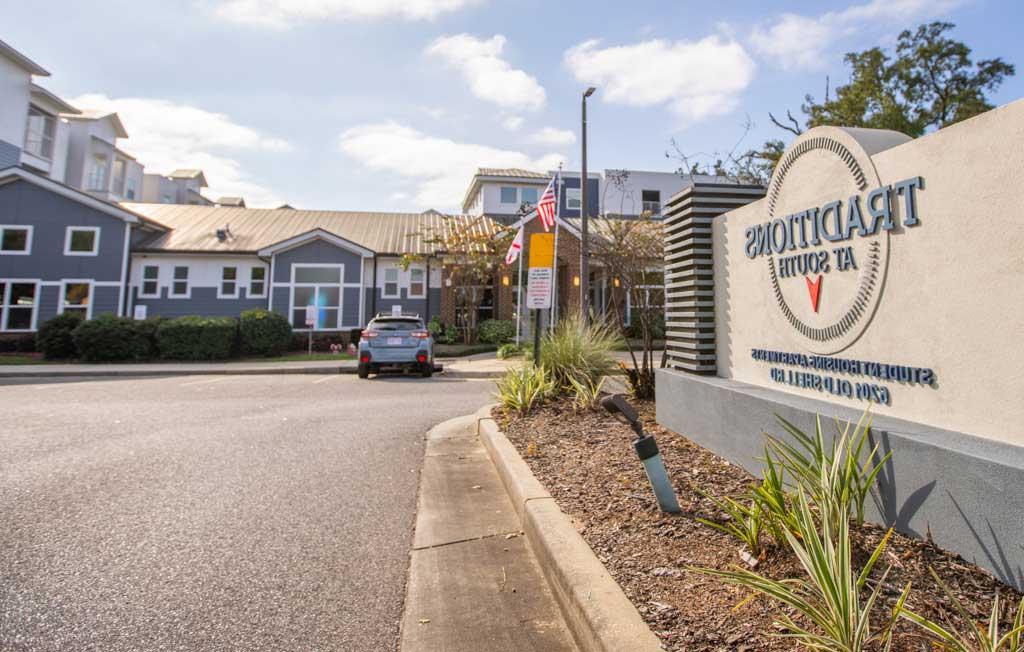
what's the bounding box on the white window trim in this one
[248,266,268,299]
[408,266,426,299]
[381,267,400,299]
[0,225,33,256]
[0,278,40,332]
[63,226,101,256]
[289,263,345,332]
[170,265,191,298]
[217,265,240,299]
[58,279,94,320]
[139,264,160,299]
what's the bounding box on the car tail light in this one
[417,353,428,364]
[361,330,378,338]
[360,353,371,364]
[411,330,429,339]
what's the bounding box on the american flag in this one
[536,173,558,232]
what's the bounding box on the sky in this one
[5,0,1022,211]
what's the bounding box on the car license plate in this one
[387,337,403,345]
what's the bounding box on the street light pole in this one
[580,86,596,323]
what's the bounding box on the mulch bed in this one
[495,401,1022,651]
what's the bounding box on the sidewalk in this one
[400,415,576,652]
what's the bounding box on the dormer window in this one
[500,187,517,204]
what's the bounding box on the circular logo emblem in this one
[758,132,891,354]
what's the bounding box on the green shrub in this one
[0,333,37,353]
[37,312,84,359]
[72,314,150,362]
[427,315,445,338]
[239,309,292,356]
[497,342,525,359]
[494,364,555,414]
[156,316,238,360]
[132,317,164,360]
[478,319,515,344]
[540,313,619,392]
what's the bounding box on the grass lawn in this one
[239,352,355,363]
[434,343,498,357]
[0,355,51,365]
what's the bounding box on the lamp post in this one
[580,86,596,322]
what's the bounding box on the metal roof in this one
[122,203,501,255]
[476,167,548,179]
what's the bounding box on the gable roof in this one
[257,228,375,258]
[30,84,79,115]
[168,169,208,186]
[63,110,129,138]
[0,166,163,227]
[0,38,48,76]
[123,203,500,256]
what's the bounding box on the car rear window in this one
[370,319,424,331]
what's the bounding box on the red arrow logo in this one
[805,275,822,313]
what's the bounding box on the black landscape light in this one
[601,394,681,514]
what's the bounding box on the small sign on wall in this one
[391,304,402,317]
[133,305,147,320]
[305,305,318,328]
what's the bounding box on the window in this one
[566,187,582,210]
[409,268,425,298]
[0,226,32,255]
[521,187,539,206]
[87,154,108,191]
[291,265,343,330]
[141,265,159,297]
[125,178,137,201]
[249,267,266,297]
[382,268,400,298]
[219,267,238,298]
[61,281,91,319]
[171,266,189,297]
[641,190,661,217]
[161,193,173,204]
[500,186,517,204]
[64,227,100,256]
[113,159,127,196]
[0,281,38,331]
[24,106,56,159]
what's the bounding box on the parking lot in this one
[0,373,493,651]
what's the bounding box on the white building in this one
[461,168,550,224]
[142,169,214,205]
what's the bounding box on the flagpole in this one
[515,234,524,345]
[550,172,562,331]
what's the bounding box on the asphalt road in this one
[0,373,494,651]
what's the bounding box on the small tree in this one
[590,215,663,399]
[423,215,510,344]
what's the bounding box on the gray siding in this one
[0,140,19,168]
[342,287,361,327]
[0,179,127,282]
[37,285,59,325]
[272,240,363,284]
[133,286,268,319]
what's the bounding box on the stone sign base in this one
[656,368,1024,591]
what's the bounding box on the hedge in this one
[72,314,151,362]
[239,309,292,356]
[156,316,238,360]
[37,312,84,359]
[478,319,516,344]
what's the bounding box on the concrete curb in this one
[475,405,663,652]
[0,365,356,378]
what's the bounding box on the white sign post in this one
[305,305,317,356]
[526,268,553,310]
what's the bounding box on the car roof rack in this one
[373,312,421,319]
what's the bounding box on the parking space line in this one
[312,375,341,384]
[179,376,231,387]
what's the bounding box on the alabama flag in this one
[505,227,524,265]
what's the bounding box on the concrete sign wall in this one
[657,99,1024,589]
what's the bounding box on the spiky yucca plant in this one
[539,312,619,392]
[494,364,555,414]
[694,488,896,652]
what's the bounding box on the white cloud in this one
[427,34,546,111]
[751,0,968,70]
[501,115,525,131]
[563,36,756,122]
[338,122,564,211]
[212,0,483,28]
[528,127,576,147]
[70,93,288,207]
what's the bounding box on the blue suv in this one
[357,314,434,378]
